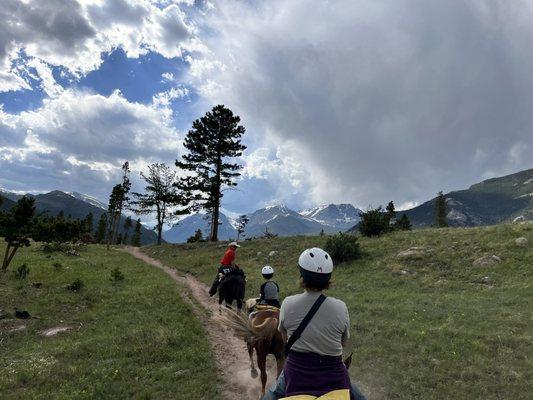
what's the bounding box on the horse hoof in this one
[251,368,258,379]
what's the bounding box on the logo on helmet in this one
[317,266,323,272]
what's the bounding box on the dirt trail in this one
[123,246,276,400]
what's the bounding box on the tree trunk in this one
[6,245,19,269]
[156,205,162,245]
[2,243,11,270]
[2,244,19,271]
[211,147,222,242]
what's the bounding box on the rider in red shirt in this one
[209,242,240,296]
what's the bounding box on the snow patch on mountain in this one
[67,192,107,210]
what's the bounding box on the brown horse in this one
[217,303,285,398]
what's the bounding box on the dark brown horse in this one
[217,304,285,398]
[218,271,246,311]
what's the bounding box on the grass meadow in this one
[144,223,533,399]
[0,243,219,400]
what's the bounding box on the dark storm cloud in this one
[0,0,95,62]
[204,0,533,207]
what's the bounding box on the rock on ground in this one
[515,237,528,246]
[41,326,72,337]
[397,247,427,259]
[473,255,502,267]
[268,251,278,257]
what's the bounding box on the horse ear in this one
[343,352,353,370]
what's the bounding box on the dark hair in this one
[262,273,274,280]
[299,267,331,291]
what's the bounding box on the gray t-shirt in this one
[278,291,350,356]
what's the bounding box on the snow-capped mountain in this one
[163,213,237,243]
[244,205,335,238]
[162,203,364,242]
[300,204,362,231]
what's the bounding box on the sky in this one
[1,0,533,215]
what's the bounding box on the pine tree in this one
[176,105,246,242]
[131,163,189,245]
[1,196,35,271]
[395,213,412,230]
[358,206,389,237]
[106,162,131,250]
[131,219,142,247]
[235,214,249,241]
[123,216,133,244]
[96,213,107,243]
[187,229,204,243]
[435,191,448,227]
[84,212,94,233]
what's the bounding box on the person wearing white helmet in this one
[261,248,367,400]
[258,265,281,308]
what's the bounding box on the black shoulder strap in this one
[285,294,327,356]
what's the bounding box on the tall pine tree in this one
[176,105,246,241]
[435,191,448,227]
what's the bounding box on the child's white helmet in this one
[298,248,333,274]
[262,265,274,275]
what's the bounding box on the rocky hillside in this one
[399,168,533,227]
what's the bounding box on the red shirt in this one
[220,247,236,266]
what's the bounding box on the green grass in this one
[0,243,220,400]
[144,223,533,399]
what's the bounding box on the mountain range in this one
[398,168,533,228]
[0,190,158,245]
[2,168,531,243]
[163,203,362,243]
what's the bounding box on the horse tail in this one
[251,316,278,338]
[216,310,277,344]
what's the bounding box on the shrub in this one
[187,229,205,243]
[42,242,86,254]
[53,262,63,270]
[16,263,30,279]
[358,207,390,237]
[67,278,84,291]
[394,214,412,231]
[325,233,361,264]
[110,267,125,282]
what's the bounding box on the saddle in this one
[281,389,350,400]
[247,298,279,317]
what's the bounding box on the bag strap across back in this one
[285,294,327,356]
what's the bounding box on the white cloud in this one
[0,88,184,199]
[0,0,204,92]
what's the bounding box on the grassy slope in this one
[144,223,533,400]
[0,243,220,400]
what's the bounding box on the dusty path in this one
[122,246,276,400]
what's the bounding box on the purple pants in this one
[284,351,351,397]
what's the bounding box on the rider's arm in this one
[341,304,350,347]
[259,282,266,300]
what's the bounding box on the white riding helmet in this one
[298,248,333,274]
[262,265,274,275]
